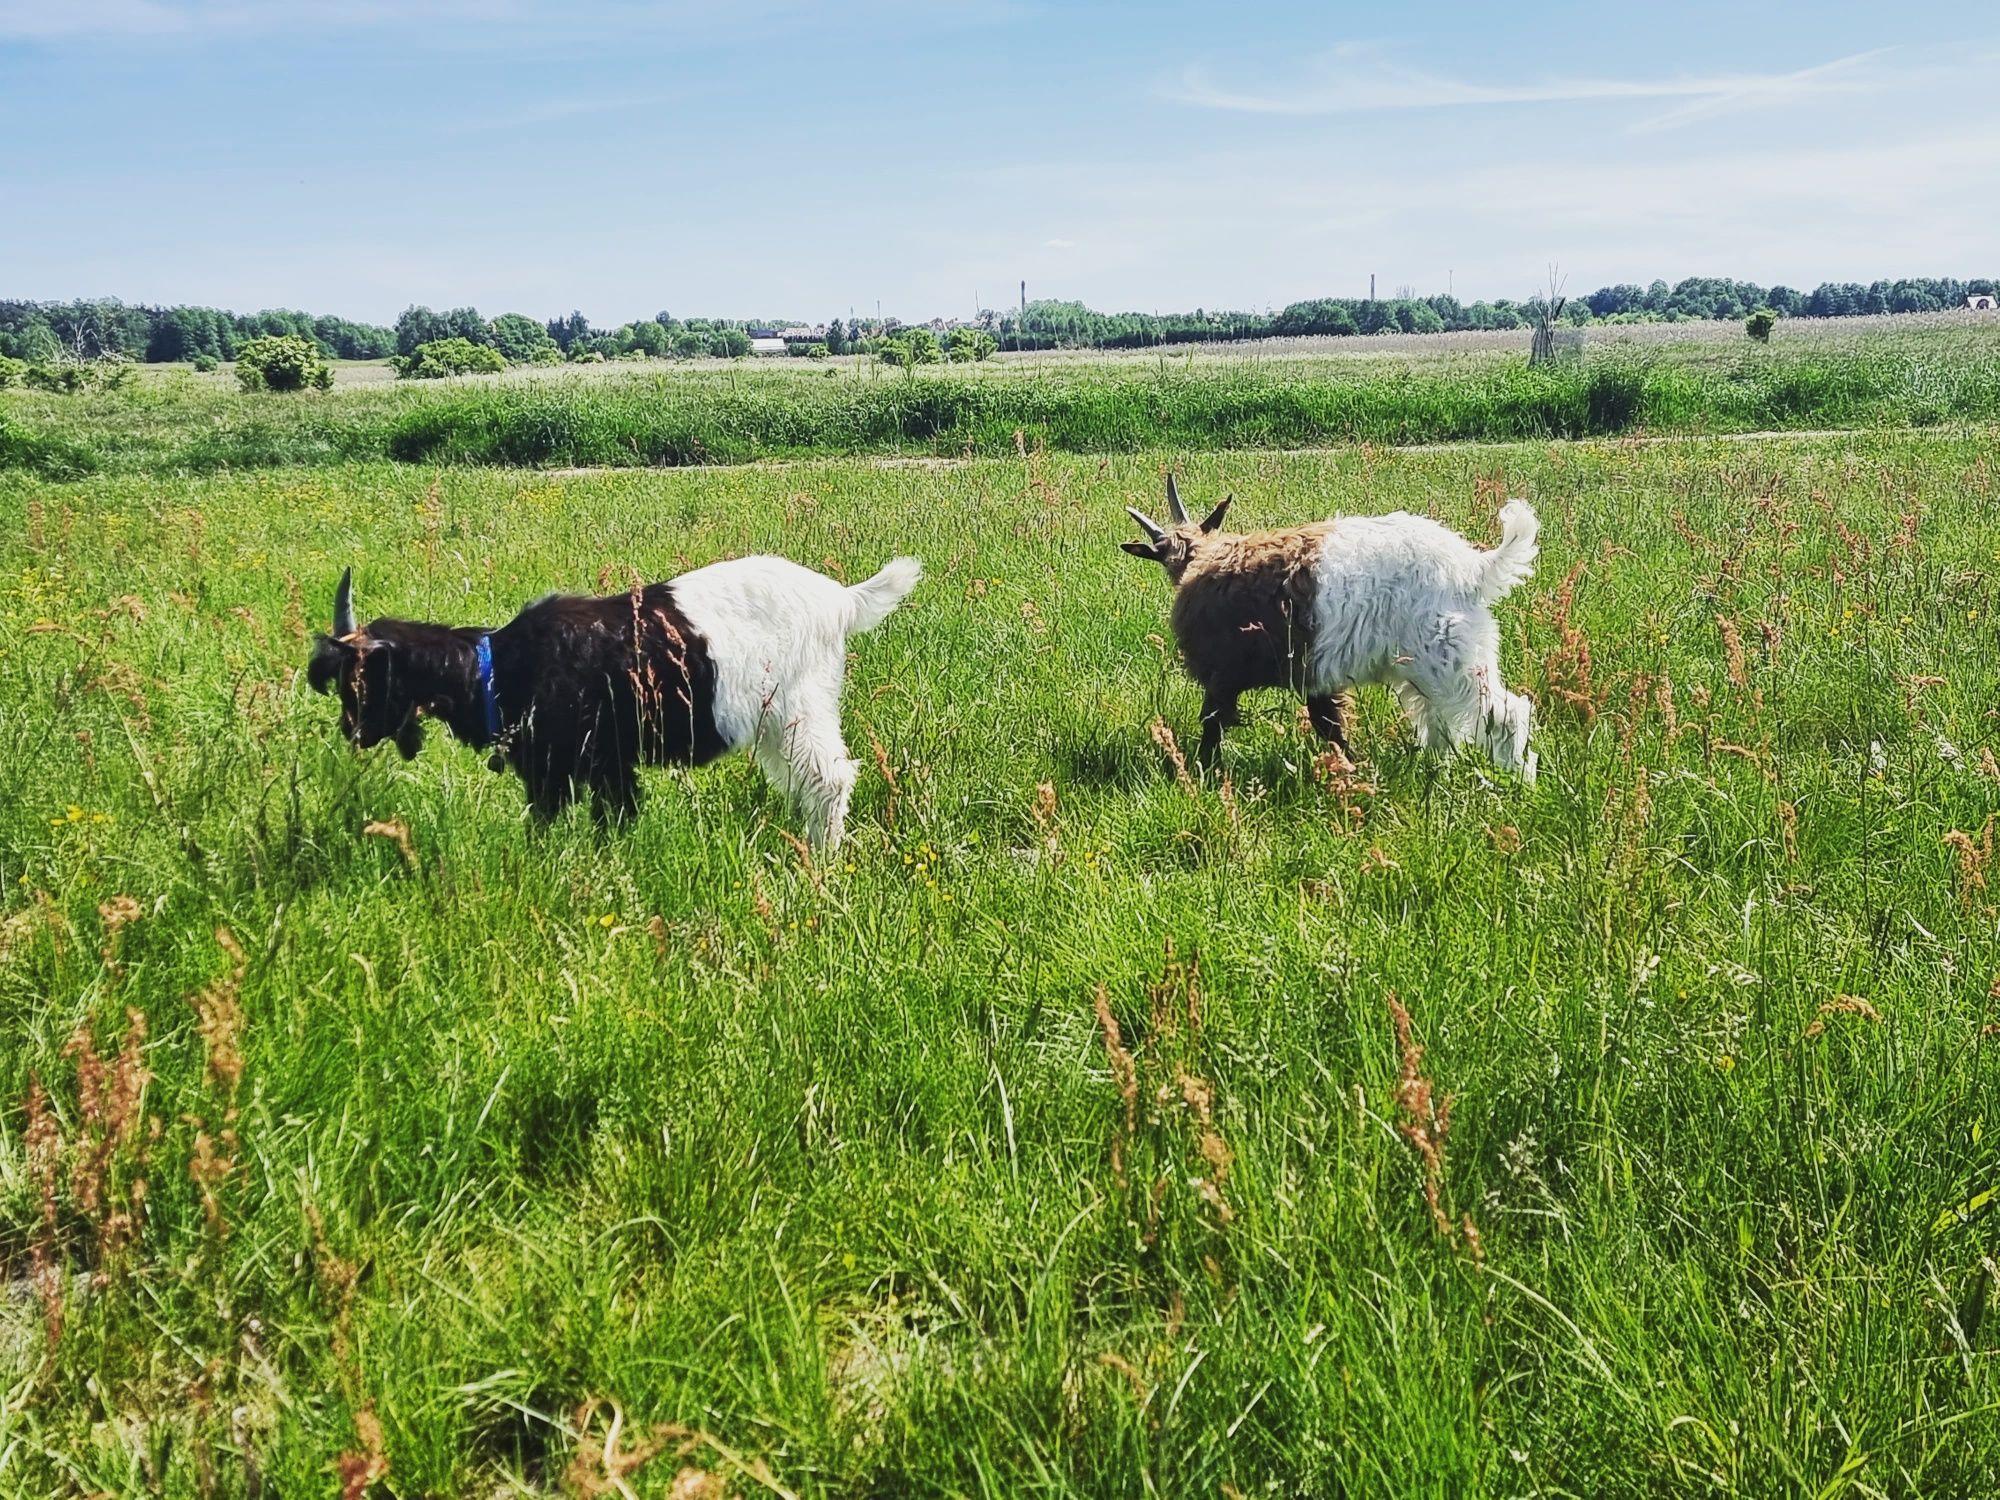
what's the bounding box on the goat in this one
[307,554,922,844]
[1121,474,1539,783]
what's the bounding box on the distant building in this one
[749,337,789,356]
[1969,293,1998,311]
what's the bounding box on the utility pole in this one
[1369,273,1376,302]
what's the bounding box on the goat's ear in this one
[1121,540,1163,561]
[307,635,347,694]
[1199,496,1232,533]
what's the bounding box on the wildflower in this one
[596,913,616,929]
[1714,1054,1736,1073]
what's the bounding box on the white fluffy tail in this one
[844,556,922,633]
[1478,500,1539,604]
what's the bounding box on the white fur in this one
[1306,500,1539,783]
[669,554,921,846]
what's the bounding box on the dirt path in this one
[533,424,1995,479]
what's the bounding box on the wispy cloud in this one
[1168,42,1890,132]
[1044,238,1075,249]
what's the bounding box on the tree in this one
[1745,308,1778,343]
[235,334,331,392]
[621,320,671,357]
[547,310,593,351]
[671,329,711,358]
[712,327,753,358]
[395,305,450,357]
[488,312,560,363]
[825,318,848,356]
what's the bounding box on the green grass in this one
[3,431,2000,1496]
[6,325,2000,479]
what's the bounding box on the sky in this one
[3,0,1997,326]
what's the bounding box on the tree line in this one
[0,299,395,364]
[5,275,1994,369]
[991,276,2000,349]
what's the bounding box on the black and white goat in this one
[1121,475,1540,782]
[308,554,922,844]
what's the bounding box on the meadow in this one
[3,347,2000,1495]
[5,318,2000,483]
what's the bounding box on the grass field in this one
[5,320,2000,483]
[4,378,2000,1492]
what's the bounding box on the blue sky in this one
[3,1,1996,324]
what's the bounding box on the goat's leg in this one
[1196,689,1240,770]
[525,774,576,824]
[753,704,858,849]
[1304,692,1352,757]
[589,767,642,826]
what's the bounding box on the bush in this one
[393,338,509,380]
[806,343,831,360]
[880,329,944,368]
[19,360,135,394]
[1745,308,1779,344]
[236,335,330,392]
[945,328,997,363]
[191,353,220,374]
[0,355,26,389]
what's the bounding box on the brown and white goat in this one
[1122,474,1539,782]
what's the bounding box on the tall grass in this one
[6,338,2000,479]
[3,432,1998,1494]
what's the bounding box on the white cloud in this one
[1167,42,1890,132]
[1045,238,1076,249]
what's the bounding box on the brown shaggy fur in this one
[1124,490,1350,766]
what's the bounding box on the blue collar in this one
[472,634,502,748]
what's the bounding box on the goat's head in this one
[1120,474,1231,583]
[306,569,428,760]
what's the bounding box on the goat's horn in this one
[333,568,356,637]
[1125,507,1165,542]
[1165,473,1189,524]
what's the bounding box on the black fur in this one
[309,582,724,822]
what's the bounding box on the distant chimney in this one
[1370,274,1376,302]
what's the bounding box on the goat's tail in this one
[1478,500,1539,604]
[844,556,923,634]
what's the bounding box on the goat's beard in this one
[394,716,427,760]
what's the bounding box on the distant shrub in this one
[20,360,135,394]
[806,343,831,360]
[236,335,330,392]
[945,328,997,363]
[191,352,220,374]
[1745,308,1779,343]
[25,363,89,394]
[393,338,508,380]
[0,355,26,389]
[880,329,943,368]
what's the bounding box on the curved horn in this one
[332,568,356,637]
[1165,472,1189,525]
[1125,507,1165,542]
